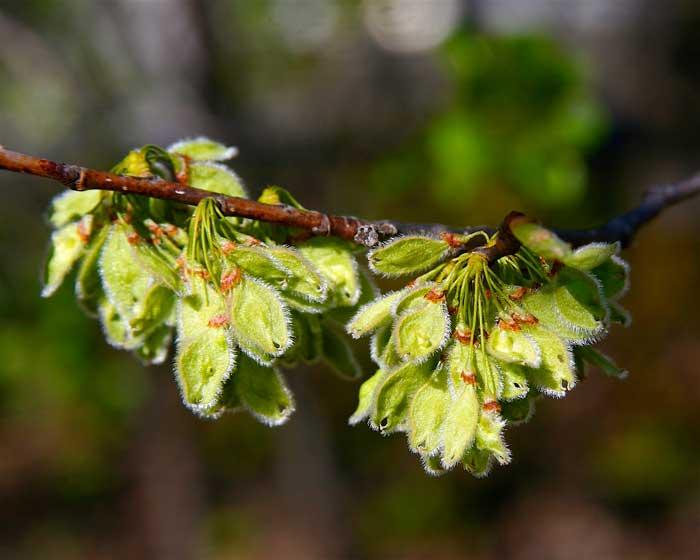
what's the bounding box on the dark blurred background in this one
[1,1,699,559]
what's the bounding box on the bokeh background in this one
[1,1,700,559]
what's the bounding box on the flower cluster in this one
[347,225,629,476]
[42,138,370,425]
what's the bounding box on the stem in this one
[2,146,699,255]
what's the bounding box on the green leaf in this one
[563,242,620,270]
[441,382,480,469]
[554,267,607,333]
[347,289,404,338]
[591,255,629,300]
[521,288,599,344]
[168,137,238,161]
[229,275,291,362]
[349,369,388,425]
[75,225,109,315]
[394,298,450,363]
[368,236,449,277]
[575,346,628,379]
[321,321,361,380]
[188,162,247,197]
[608,301,631,326]
[42,217,92,298]
[371,359,435,433]
[511,220,572,261]
[233,355,294,426]
[223,244,289,285]
[407,367,450,456]
[486,324,541,368]
[522,326,576,397]
[298,237,360,307]
[49,190,103,228]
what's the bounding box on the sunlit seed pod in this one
[367,235,450,277]
[298,237,360,307]
[394,294,450,363]
[99,223,153,324]
[167,136,238,162]
[175,331,235,410]
[591,255,630,301]
[130,284,175,338]
[230,354,295,426]
[187,161,247,198]
[49,189,103,228]
[266,246,328,303]
[554,267,607,332]
[42,216,93,298]
[575,346,628,379]
[371,358,436,433]
[320,319,362,380]
[486,322,541,368]
[521,325,576,397]
[462,446,494,478]
[496,360,530,401]
[475,409,511,466]
[135,325,172,366]
[75,225,109,316]
[510,220,572,261]
[228,275,292,360]
[407,366,450,456]
[563,242,620,271]
[440,381,480,469]
[349,369,389,426]
[222,244,290,286]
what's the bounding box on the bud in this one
[267,246,328,303]
[407,367,449,456]
[223,244,290,286]
[188,161,247,198]
[522,326,576,397]
[394,296,450,363]
[440,382,480,469]
[510,220,572,261]
[298,237,360,307]
[75,225,109,315]
[368,236,450,277]
[167,136,238,161]
[346,289,404,338]
[42,217,92,298]
[486,324,541,368]
[563,242,620,270]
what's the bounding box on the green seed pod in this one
[368,236,450,277]
[349,369,388,425]
[49,190,103,228]
[408,367,449,456]
[346,289,404,338]
[563,242,620,271]
[229,275,292,362]
[231,355,295,426]
[522,326,576,397]
[394,295,450,363]
[371,358,436,433]
[167,136,238,161]
[298,237,360,307]
[320,320,362,380]
[575,346,628,379]
[130,284,175,338]
[462,446,493,478]
[555,267,607,333]
[497,359,530,400]
[286,312,322,365]
[98,298,139,350]
[392,283,433,316]
[131,242,181,293]
[188,162,247,198]
[440,382,480,469]
[42,216,92,298]
[223,244,290,286]
[500,394,536,424]
[521,289,599,344]
[510,221,572,261]
[370,326,403,372]
[135,325,172,365]
[267,246,327,303]
[591,255,629,300]
[486,323,541,368]
[422,454,446,477]
[99,223,153,323]
[327,268,378,325]
[475,410,511,465]
[75,225,109,316]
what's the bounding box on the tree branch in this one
[1,146,699,256]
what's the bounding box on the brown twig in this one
[1,146,699,257]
